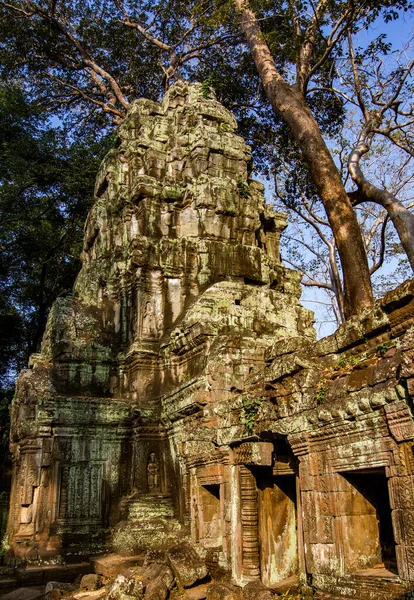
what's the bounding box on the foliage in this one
[201,75,216,99]
[377,342,389,357]
[315,353,363,402]
[314,383,326,404]
[0,0,412,387]
[0,84,111,400]
[230,0,413,321]
[236,177,251,199]
[275,121,412,332]
[0,0,244,126]
[333,355,359,371]
[242,395,261,435]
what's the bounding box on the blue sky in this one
[265,9,414,338]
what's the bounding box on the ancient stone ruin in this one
[4,81,414,599]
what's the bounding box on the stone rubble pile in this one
[1,542,303,599]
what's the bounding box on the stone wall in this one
[5,81,414,599]
[215,279,414,599]
[6,81,311,562]
[0,468,11,553]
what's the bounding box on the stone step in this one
[320,570,408,600]
[123,494,175,521]
[270,574,299,595]
[15,562,90,586]
[112,516,189,554]
[90,553,145,578]
[132,518,178,530]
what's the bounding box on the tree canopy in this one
[0,0,413,358]
[0,83,110,415]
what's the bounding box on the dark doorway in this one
[256,469,298,586]
[199,484,222,548]
[341,469,397,574]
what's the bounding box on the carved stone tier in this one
[7,80,414,599]
[7,81,312,565]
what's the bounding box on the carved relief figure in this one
[192,496,200,543]
[142,300,157,336]
[147,452,161,492]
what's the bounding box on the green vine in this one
[236,177,251,199]
[314,384,326,404]
[314,353,363,403]
[332,355,359,371]
[201,75,215,99]
[376,342,389,357]
[242,395,261,435]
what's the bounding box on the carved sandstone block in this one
[395,545,414,581]
[385,402,414,442]
[232,443,273,466]
[167,543,208,588]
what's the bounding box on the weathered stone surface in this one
[5,80,414,600]
[45,590,69,600]
[242,580,273,600]
[139,563,174,600]
[106,574,144,600]
[7,80,311,567]
[72,590,107,600]
[206,583,241,600]
[143,570,172,600]
[179,583,209,600]
[99,562,174,600]
[91,555,145,579]
[44,581,73,599]
[167,543,207,588]
[143,550,169,567]
[79,574,99,591]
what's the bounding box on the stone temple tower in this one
[6,82,314,568]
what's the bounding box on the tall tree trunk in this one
[349,143,414,272]
[235,0,374,318]
[327,243,345,322]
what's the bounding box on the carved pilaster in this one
[240,465,260,579]
[385,402,414,442]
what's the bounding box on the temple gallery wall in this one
[4,81,414,599]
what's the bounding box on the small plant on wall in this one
[236,177,251,199]
[314,383,327,404]
[242,395,261,435]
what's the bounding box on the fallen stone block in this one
[79,574,100,591]
[45,591,68,600]
[143,563,174,600]
[167,542,208,588]
[143,579,169,600]
[106,573,144,600]
[271,574,299,596]
[123,562,173,586]
[45,581,73,599]
[91,554,145,578]
[242,580,273,600]
[182,582,209,599]
[115,562,174,600]
[72,589,108,600]
[206,583,241,600]
[143,550,169,566]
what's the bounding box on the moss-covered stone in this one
[7,81,414,600]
